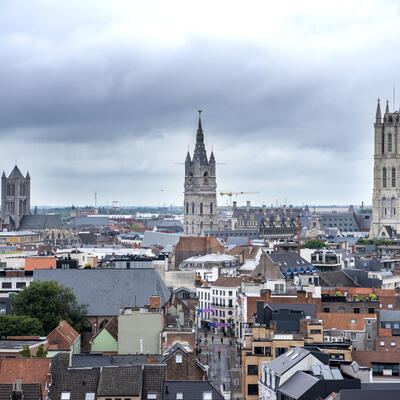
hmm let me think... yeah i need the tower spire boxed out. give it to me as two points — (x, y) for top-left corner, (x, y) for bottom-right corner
(196, 109), (204, 143)
(376, 98), (382, 123)
(385, 99), (390, 115)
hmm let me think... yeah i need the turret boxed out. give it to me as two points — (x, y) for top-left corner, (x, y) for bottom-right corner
(376, 99), (382, 124)
(385, 100), (390, 116)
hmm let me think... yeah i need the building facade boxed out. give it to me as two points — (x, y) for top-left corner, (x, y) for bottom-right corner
(1, 165), (30, 230)
(370, 100), (400, 238)
(184, 111), (217, 236)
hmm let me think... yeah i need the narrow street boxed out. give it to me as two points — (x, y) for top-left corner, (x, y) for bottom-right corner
(198, 330), (242, 400)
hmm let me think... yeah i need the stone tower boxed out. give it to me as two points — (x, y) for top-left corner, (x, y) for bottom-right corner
(1, 165), (31, 230)
(184, 111), (217, 236)
(370, 99), (400, 238)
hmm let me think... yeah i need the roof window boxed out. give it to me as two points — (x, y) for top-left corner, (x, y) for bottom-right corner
(203, 393), (212, 400)
(176, 394), (183, 400)
(61, 394), (71, 400)
(85, 394), (95, 400)
(291, 353), (299, 360)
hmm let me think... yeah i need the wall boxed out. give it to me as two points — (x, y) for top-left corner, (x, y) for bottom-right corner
(91, 329), (117, 353)
(155, 266), (196, 291)
(118, 309), (163, 354)
(25, 257), (56, 271)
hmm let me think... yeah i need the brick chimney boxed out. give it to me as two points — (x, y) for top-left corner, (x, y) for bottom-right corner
(150, 295), (161, 309)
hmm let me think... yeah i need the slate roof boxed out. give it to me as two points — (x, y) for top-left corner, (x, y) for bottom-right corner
(268, 252), (313, 274)
(0, 383), (42, 400)
(19, 215), (64, 230)
(49, 353), (100, 400)
(97, 366), (142, 396)
(380, 310), (400, 322)
(142, 364), (165, 400)
(33, 268), (171, 316)
(336, 389), (400, 400)
(163, 381), (224, 400)
(142, 231), (180, 252)
(71, 354), (163, 368)
(8, 165), (25, 179)
(278, 370), (319, 399)
(263, 347), (316, 376)
(318, 270), (357, 288)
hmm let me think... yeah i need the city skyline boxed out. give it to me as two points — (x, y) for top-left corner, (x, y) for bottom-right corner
(1, 1), (400, 206)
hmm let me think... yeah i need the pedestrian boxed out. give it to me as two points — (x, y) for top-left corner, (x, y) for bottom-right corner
(221, 337), (223, 344)
(218, 350), (221, 359)
(199, 338), (202, 344)
(212, 336), (214, 343)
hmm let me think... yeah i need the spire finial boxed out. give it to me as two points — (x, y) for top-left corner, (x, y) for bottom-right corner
(376, 98), (382, 123)
(198, 109), (203, 131)
(385, 99), (390, 115)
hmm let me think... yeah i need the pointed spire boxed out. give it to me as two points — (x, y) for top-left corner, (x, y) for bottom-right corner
(196, 109), (204, 143)
(376, 98), (382, 123)
(209, 150), (215, 163)
(26, 171), (30, 179)
(385, 100), (390, 115)
(185, 150), (191, 164)
(1, 171), (5, 179)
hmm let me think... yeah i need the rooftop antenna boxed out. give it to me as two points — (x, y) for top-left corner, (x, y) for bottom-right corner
(394, 86), (396, 111)
(94, 192), (97, 208)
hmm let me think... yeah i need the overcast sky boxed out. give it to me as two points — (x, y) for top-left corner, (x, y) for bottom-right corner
(1, 0), (399, 207)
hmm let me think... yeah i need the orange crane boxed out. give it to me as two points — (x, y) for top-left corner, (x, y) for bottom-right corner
(219, 191), (260, 208)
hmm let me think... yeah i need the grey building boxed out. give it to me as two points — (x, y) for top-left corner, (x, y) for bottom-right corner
(1, 165), (30, 230)
(184, 111), (217, 236)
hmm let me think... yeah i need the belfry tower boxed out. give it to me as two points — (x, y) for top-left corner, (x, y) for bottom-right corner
(184, 111), (217, 236)
(370, 99), (400, 238)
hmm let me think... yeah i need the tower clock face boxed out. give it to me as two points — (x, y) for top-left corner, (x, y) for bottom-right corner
(188, 175), (193, 184)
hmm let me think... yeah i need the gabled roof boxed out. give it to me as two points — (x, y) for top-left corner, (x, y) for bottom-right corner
(142, 364), (165, 400)
(8, 165), (25, 179)
(97, 365), (143, 396)
(163, 380), (224, 400)
(71, 354), (164, 368)
(266, 303), (317, 319)
(90, 317), (118, 343)
(268, 252), (312, 274)
(319, 270), (357, 288)
(19, 215), (64, 230)
(47, 320), (79, 350)
(33, 269), (171, 316)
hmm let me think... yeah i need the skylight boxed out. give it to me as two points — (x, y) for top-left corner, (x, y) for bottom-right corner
(292, 353), (299, 360)
(286, 350), (294, 357)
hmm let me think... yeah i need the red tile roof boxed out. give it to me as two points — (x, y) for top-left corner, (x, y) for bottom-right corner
(47, 320), (79, 350)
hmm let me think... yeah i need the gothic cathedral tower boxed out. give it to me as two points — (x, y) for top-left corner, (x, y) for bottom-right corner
(1, 165), (31, 230)
(370, 99), (400, 238)
(184, 111), (217, 236)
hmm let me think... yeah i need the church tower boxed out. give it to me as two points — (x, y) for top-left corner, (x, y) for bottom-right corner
(1, 165), (31, 230)
(370, 99), (400, 238)
(184, 111), (217, 236)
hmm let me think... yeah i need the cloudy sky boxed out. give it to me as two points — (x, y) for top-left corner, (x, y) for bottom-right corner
(0, 0), (399, 207)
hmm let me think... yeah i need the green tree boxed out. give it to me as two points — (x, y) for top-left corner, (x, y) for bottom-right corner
(10, 281), (87, 334)
(301, 239), (328, 249)
(35, 344), (47, 358)
(19, 345), (31, 357)
(0, 315), (43, 337)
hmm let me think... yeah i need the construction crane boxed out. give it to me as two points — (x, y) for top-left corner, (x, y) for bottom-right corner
(219, 191), (260, 208)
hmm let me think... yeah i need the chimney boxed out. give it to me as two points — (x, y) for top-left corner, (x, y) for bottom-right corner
(150, 295), (161, 309)
(232, 201), (237, 210)
(246, 201), (251, 212)
(262, 204), (266, 214)
(11, 380), (22, 400)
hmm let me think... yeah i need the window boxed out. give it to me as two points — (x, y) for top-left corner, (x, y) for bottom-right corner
(276, 347), (287, 357)
(323, 307), (330, 313)
(229, 291), (233, 296)
(385, 323), (391, 329)
(147, 395), (157, 400)
(247, 384), (258, 396)
(388, 304), (393, 309)
(351, 333), (357, 341)
(380, 341), (385, 347)
(192, 203), (195, 214)
(393, 168), (396, 187)
(200, 203), (203, 215)
(353, 308), (360, 314)
(391, 342), (396, 347)
(367, 320), (372, 325)
(254, 347), (264, 355)
(372, 362), (399, 376)
(176, 393), (183, 400)
(389, 133), (393, 152)
(203, 393), (212, 400)
(247, 365), (258, 375)
(382, 167), (386, 188)
(382, 132), (385, 154)
(16, 282), (26, 289)
(368, 308), (375, 314)
(85, 394), (95, 400)
(367, 333), (372, 340)
(1, 282), (11, 289)
(61, 394), (71, 400)
(186, 202), (189, 214)
(310, 329), (321, 334)
(350, 319), (356, 324)
(175, 354), (182, 363)
(210, 202), (213, 214)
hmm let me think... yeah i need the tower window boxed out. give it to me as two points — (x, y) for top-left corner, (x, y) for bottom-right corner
(392, 168), (396, 188)
(210, 202), (213, 215)
(192, 203), (195, 214)
(382, 197), (387, 217)
(389, 134), (393, 152)
(186, 202), (189, 214)
(383, 167), (387, 188)
(382, 132), (385, 154)
(200, 202), (203, 215)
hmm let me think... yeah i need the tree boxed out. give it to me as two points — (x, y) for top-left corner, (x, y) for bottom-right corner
(35, 344), (47, 358)
(10, 281), (87, 334)
(19, 345), (31, 357)
(0, 315), (43, 337)
(301, 239), (328, 249)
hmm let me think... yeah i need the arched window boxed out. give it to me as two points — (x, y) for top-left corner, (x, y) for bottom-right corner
(210, 202), (213, 214)
(383, 167), (387, 188)
(200, 221), (203, 234)
(186, 202), (189, 214)
(391, 197), (396, 216)
(200, 202), (203, 215)
(392, 167), (396, 188)
(388, 134), (393, 152)
(382, 197), (387, 217)
(210, 221), (214, 230)
(192, 202), (195, 214)
(191, 221), (194, 234)
(203, 171), (209, 184)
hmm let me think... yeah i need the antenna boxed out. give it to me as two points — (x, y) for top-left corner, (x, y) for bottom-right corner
(94, 192), (97, 208)
(394, 86), (396, 111)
